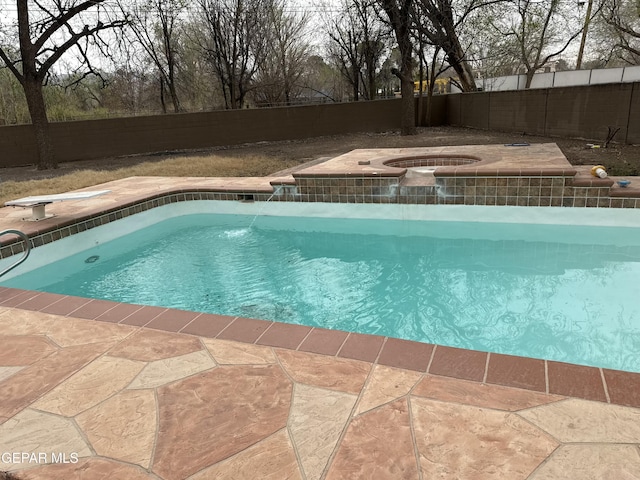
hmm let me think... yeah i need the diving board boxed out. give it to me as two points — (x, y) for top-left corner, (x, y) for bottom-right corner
(5, 190), (111, 221)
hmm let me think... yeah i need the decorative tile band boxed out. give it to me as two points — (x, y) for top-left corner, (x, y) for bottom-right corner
(280, 176), (640, 207)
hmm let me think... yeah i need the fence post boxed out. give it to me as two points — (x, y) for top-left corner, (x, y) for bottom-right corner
(624, 82), (636, 144)
(543, 88), (549, 137)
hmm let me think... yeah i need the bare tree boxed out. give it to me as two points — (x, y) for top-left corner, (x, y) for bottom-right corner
(0, 1), (127, 169)
(377, 48), (401, 97)
(253, 0), (310, 106)
(327, 0), (388, 101)
(412, 0), (481, 92)
(357, 4), (389, 100)
(353, 0), (389, 100)
(378, 0), (416, 135)
(100, 66), (156, 115)
(118, 0), (186, 113)
(601, 0), (640, 64)
(298, 54), (347, 103)
(414, 36), (450, 125)
(193, 0), (270, 109)
(177, 32), (225, 110)
(489, 0), (588, 88)
(326, 0), (364, 101)
(0, 50), (29, 124)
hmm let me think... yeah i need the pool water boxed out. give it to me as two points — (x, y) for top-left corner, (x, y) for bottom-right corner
(5, 213), (640, 372)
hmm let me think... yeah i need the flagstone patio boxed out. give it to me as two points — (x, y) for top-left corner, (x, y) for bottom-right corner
(1, 305), (640, 480)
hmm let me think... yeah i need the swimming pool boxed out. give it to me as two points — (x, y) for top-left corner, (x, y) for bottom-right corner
(2, 202), (640, 372)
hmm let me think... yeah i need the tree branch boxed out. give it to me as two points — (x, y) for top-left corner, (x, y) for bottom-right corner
(34, 0), (110, 51)
(0, 47), (24, 83)
(38, 19), (127, 79)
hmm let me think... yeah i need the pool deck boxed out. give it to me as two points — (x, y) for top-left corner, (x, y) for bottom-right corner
(1, 145), (640, 479)
(2, 304), (640, 480)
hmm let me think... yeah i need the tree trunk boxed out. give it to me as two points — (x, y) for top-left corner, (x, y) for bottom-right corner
(417, 47), (424, 127)
(368, 68), (376, 100)
(166, 33), (180, 113)
(575, 0), (593, 69)
(392, 65), (416, 135)
(398, 37), (416, 135)
(160, 77), (168, 114)
(525, 69), (535, 88)
(379, 0), (415, 135)
(448, 45), (477, 92)
(400, 72), (416, 135)
(169, 83), (180, 113)
(352, 64), (360, 101)
(426, 47), (439, 127)
(229, 82), (238, 109)
(167, 61), (180, 112)
(460, 59), (477, 91)
(426, 87), (434, 127)
(24, 77), (56, 170)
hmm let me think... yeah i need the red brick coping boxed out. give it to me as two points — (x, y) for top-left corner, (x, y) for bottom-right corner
(1, 286), (638, 409)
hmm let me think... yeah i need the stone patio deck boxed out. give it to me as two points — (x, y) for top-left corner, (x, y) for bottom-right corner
(2, 305), (640, 480)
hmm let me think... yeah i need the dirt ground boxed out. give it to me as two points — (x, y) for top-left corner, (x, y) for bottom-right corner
(2, 126), (639, 182)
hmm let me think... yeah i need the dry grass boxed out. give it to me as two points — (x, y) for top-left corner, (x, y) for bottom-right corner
(0, 154), (301, 205)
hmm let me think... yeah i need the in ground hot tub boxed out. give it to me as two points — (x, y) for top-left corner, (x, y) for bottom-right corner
(383, 154), (481, 177)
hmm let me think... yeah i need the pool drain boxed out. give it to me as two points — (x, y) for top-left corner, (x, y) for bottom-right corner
(85, 255), (100, 264)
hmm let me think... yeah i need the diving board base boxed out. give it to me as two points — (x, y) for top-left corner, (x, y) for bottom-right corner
(25, 204), (54, 222)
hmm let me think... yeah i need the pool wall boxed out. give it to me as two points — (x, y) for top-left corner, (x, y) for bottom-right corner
(2, 200), (640, 279)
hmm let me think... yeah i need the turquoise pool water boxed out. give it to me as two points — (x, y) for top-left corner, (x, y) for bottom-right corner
(5, 213), (640, 372)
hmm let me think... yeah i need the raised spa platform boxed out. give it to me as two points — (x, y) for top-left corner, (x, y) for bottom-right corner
(272, 144), (640, 207)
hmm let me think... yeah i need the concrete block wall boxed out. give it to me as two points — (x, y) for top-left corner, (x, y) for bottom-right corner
(0, 98), (446, 168)
(448, 82), (640, 144)
(1, 82), (638, 168)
